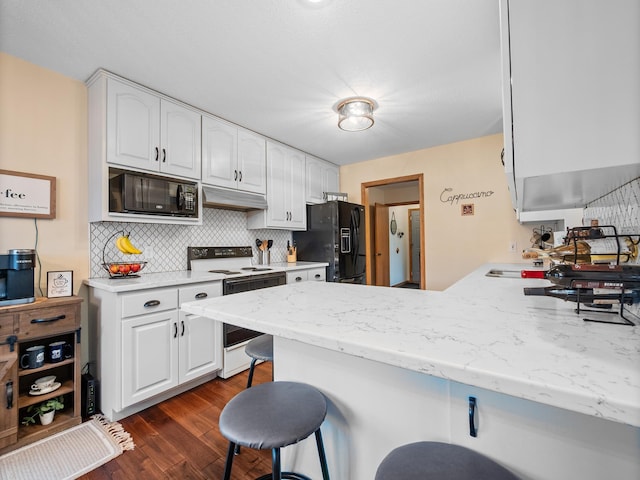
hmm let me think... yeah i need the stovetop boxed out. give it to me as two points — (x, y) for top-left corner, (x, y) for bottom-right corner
(188, 246), (282, 278)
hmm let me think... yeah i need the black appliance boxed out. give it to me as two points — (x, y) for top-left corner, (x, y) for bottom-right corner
(109, 170), (198, 217)
(0, 249), (36, 306)
(293, 200), (366, 284)
(186, 246), (286, 348)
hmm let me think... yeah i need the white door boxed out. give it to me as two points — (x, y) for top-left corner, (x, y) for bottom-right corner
(323, 163), (339, 197)
(178, 311), (222, 383)
(305, 156), (324, 204)
(237, 129), (266, 194)
(160, 100), (201, 179)
(288, 149), (307, 230)
(266, 142), (289, 227)
(122, 311), (179, 408)
(106, 79), (160, 171)
(201, 116), (237, 189)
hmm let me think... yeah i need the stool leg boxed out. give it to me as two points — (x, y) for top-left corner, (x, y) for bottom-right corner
(246, 358), (258, 388)
(223, 442), (236, 480)
(315, 428), (330, 480)
(272, 447), (282, 480)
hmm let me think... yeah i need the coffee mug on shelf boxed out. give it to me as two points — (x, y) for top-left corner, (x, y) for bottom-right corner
(48, 341), (72, 363)
(20, 345), (45, 369)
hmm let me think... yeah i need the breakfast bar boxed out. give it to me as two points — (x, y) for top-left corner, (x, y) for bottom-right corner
(181, 264), (640, 480)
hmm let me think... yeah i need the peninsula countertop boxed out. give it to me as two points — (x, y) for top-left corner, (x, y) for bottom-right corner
(182, 263), (640, 428)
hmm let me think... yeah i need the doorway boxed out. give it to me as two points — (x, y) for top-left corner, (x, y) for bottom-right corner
(361, 174), (425, 289)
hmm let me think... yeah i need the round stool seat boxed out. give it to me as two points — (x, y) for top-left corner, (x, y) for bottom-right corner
(220, 381), (327, 450)
(246, 334), (273, 362)
(376, 441), (519, 480)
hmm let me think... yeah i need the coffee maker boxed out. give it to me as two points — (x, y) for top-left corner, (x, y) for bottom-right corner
(0, 249), (36, 306)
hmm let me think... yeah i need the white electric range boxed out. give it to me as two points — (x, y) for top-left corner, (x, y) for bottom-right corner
(187, 246), (285, 377)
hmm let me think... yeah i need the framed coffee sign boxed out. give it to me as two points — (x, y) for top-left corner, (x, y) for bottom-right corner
(0, 169), (56, 219)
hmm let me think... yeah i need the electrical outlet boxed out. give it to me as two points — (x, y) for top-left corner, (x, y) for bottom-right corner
(509, 241), (517, 253)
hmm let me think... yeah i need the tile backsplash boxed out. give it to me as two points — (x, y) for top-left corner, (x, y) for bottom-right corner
(90, 208), (292, 278)
(583, 177), (640, 318)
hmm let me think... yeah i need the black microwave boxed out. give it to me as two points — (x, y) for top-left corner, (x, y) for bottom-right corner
(109, 171), (198, 217)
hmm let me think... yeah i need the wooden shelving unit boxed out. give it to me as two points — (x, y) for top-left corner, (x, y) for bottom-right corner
(0, 297), (82, 454)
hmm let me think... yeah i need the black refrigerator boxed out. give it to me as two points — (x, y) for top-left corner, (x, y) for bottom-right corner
(293, 200), (366, 284)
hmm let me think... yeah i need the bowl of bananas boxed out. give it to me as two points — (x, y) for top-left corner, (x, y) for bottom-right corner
(102, 231), (147, 278)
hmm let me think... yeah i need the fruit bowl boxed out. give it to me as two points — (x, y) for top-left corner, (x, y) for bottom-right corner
(102, 261), (147, 279)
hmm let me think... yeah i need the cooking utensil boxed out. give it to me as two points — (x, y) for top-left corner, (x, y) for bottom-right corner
(267, 240), (273, 250)
(256, 239), (262, 249)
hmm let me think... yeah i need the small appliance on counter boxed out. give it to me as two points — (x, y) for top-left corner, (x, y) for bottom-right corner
(0, 248), (36, 306)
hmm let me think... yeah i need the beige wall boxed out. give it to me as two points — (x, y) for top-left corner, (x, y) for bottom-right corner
(340, 134), (533, 290)
(0, 53), (89, 292)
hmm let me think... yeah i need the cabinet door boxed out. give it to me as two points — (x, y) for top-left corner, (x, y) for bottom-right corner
(237, 129), (266, 194)
(160, 100), (201, 179)
(449, 382), (640, 480)
(0, 345), (18, 450)
(305, 156), (325, 204)
(106, 79), (160, 171)
(122, 311), (179, 408)
(178, 311), (222, 383)
(323, 162), (339, 196)
(266, 142), (290, 227)
(201, 115), (238, 189)
(288, 149), (307, 230)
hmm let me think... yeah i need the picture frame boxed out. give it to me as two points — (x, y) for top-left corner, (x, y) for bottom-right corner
(461, 204), (474, 216)
(0, 169), (56, 219)
(47, 271), (73, 298)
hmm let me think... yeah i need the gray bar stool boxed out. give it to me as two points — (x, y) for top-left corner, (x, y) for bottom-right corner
(375, 441), (519, 480)
(220, 381), (331, 480)
(245, 334), (273, 388)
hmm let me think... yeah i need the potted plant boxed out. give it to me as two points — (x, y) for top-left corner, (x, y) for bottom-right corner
(21, 396), (65, 426)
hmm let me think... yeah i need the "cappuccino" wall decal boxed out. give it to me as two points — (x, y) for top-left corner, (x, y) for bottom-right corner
(439, 187), (494, 206)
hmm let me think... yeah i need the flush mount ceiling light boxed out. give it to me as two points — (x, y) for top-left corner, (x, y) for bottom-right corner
(336, 97), (377, 132)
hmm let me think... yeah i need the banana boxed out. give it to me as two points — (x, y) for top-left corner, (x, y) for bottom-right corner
(115, 235), (143, 255)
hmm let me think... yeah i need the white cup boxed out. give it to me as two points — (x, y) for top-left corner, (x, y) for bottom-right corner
(31, 375), (56, 391)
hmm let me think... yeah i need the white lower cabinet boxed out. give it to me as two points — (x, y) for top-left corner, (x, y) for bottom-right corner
(88, 281), (222, 420)
(122, 310), (179, 408)
(449, 382), (640, 480)
(286, 267), (326, 284)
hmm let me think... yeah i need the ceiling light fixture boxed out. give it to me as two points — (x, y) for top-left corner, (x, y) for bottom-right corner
(336, 97), (377, 132)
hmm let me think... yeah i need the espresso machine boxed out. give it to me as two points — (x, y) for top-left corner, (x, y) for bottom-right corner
(0, 249), (36, 306)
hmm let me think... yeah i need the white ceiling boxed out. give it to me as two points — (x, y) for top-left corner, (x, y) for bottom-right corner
(0, 0), (504, 166)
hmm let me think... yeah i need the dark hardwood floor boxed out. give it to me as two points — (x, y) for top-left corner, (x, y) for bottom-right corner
(81, 363), (273, 479)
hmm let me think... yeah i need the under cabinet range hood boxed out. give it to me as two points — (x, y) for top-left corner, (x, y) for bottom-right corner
(201, 185), (268, 211)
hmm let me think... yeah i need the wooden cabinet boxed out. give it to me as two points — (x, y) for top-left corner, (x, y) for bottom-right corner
(105, 77), (201, 179)
(286, 267), (326, 284)
(0, 297), (82, 455)
(87, 70), (203, 225)
(202, 116), (266, 195)
(89, 281), (222, 421)
(500, 0), (640, 213)
(247, 141), (307, 230)
(305, 155), (339, 204)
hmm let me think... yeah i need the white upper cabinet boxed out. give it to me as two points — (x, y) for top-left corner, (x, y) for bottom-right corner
(247, 141), (306, 230)
(106, 77), (201, 180)
(305, 155), (340, 204)
(500, 0), (640, 213)
(201, 115), (266, 194)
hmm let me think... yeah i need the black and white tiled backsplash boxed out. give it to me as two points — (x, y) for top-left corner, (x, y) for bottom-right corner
(90, 208), (292, 278)
(584, 177), (640, 317)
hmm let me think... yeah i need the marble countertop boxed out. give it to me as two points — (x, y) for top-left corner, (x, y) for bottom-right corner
(181, 263), (640, 428)
(83, 262), (328, 293)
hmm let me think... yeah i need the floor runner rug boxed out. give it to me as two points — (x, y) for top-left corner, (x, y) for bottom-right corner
(0, 414), (134, 479)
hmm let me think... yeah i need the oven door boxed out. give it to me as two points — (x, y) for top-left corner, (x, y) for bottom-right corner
(221, 272), (286, 348)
